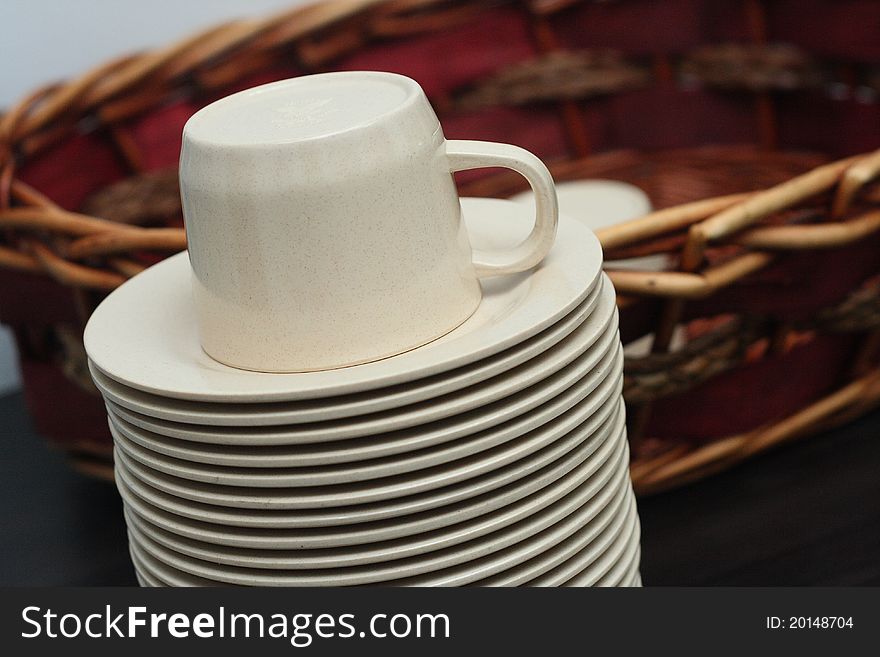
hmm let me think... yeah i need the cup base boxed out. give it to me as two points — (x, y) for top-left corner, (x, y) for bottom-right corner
(199, 291), (483, 374)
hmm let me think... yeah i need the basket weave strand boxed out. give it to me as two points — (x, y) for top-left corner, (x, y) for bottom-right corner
(1, 0), (879, 494)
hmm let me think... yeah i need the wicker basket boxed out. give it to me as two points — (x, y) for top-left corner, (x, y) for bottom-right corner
(1, 0), (879, 493)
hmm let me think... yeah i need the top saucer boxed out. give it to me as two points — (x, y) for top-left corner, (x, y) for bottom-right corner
(85, 197), (603, 402)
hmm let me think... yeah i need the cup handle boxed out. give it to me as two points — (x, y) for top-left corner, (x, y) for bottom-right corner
(446, 139), (558, 277)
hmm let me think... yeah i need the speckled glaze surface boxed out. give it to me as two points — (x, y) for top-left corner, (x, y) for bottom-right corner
(84, 198), (601, 402)
(105, 346), (622, 472)
(180, 71), (558, 372)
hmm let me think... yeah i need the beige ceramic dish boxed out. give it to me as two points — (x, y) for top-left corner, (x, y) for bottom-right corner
(537, 495), (638, 587)
(480, 480), (635, 587)
(113, 388), (622, 520)
(128, 541), (212, 587)
(112, 399), (622, 535)
(106, 345), (621, 489)
(130, 550), (161, 587)
(129, 516), (642, 588)
(127, 482), (639, 588)
(113, 396), (622, 528)
(119, 435), (626, 571)
(103, 353), (617, 468)
(181, 74), (560, 373)
(469, 487), (635, 587)
(592, 513), (642, 587)
(123, 456), (630, 586)
(110, 361), (623, 509)
(514, 491), (637, 587)
(622, 550), (643, 587)
(113, 403), (623, 551)
(99, 302), (619, 456)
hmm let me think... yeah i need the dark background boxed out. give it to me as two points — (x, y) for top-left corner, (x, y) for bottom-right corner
(2, 390), (878, 586)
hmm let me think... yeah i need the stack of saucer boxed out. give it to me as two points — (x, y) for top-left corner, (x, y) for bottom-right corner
(85, 197), (640, 586)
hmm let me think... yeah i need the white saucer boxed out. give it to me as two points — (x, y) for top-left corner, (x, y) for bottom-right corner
(479, 485), (635, 587)
(510, 180), (664, 271)
(89, 292), (601, 426)
(366, 462), (631, 587)
(113, 380), (622, 516)
(617, 546), (642, 588)
(85, 197), (604, 402)
(594, 510), (641, 587)
(130, 548), (164, 587)
(119, 437), (625, 571)
(128, 493), (639, 589)
(113, 406), (623, 550)
(103, 325), (619, 467)
(123, 432), (634, 588)
(123, 453), (630, 586)
(110, 359), (622, 507)
(87, 276), (603, 426)
(113, 399), (623, 532)
(510, 180), (651, 230)
(129, 540), (212, 587)
(104, 318), (620, 447)
(107, 347), (620, 487)
(564, 503), (640, 587)
(535, 491), (637, 587)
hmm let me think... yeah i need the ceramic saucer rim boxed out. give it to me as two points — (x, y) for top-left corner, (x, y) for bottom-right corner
(106, 342), (621, 486)
(112, 397), (624, 531)
(119, 434), (626, 571)
(111, 378), (623, 514)
(123, 453), (630, 587)
(112, 403), (624, 550)
(109, 354), (623, 506)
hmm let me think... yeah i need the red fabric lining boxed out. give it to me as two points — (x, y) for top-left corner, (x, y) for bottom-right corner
(552, 0), (708, 55)
(17, 132), (126, 211)
(20, 360), (111, 449)
(769, 0), (880, 61)
(334, 7), (536, 100)
(647, 333), (857, 442)
(123, 100), (200, 172)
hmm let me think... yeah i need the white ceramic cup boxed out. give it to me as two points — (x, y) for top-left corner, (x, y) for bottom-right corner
(180, 71), (558, 373)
